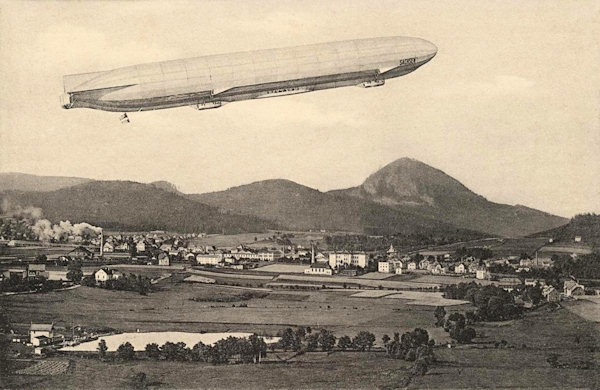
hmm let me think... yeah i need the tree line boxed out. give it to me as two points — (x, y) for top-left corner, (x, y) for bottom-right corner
(98, 334), (268, 364)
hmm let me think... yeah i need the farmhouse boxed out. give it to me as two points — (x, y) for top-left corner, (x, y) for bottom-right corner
(30, 323), (54, 346)
(454, 263), (466, 274)
(94, 268), (122, 283)
(407, 261), (417, 270)
(563, 280), (585, 297)
(69, 246), (93, 260)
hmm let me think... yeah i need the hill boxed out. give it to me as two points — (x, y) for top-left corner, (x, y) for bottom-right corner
(191, 179), (485, 238)
(329, 158), (567, 237)
(0, 181), (278, 234)
(0, 172), (91, 192)
(150, 180), (182, 194)
(530, 213), (600, 247)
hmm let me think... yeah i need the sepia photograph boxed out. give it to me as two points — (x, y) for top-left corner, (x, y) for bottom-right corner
(0, 1), (599, 388)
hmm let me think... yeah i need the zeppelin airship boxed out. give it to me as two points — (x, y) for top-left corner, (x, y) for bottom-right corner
(61, 36), (437, 118)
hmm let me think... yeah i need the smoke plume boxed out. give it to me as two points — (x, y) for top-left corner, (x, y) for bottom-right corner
(32, 219), (102, 242)
(1, 198), (43, 220)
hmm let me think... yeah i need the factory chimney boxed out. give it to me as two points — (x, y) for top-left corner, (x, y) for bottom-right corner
(311, 243), (315, 264)
(99, 230), (104, 257)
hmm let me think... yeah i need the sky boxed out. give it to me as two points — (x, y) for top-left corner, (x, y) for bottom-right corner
(1, 0), (598, 218)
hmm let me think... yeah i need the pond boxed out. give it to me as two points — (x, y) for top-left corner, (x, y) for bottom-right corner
(60, 332), (278, 352)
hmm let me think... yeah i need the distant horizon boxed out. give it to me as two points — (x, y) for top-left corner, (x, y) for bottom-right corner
(1, 1), (598, 219)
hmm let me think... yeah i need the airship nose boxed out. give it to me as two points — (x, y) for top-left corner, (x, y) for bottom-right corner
(417, 39), (437, 60)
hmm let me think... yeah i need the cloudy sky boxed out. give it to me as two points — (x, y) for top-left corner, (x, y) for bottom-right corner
(1, 0), (598, 218)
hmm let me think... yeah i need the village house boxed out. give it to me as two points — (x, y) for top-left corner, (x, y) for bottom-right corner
(407, 261), (417, 271)
(379, 260), (404, 274)
(94, 268), (122, 283)
(430, 261), (443, 275)
(69, 246), (93, 260)
(304, 262), (333, 276)
(418, 259), (430, 270)
(525, 278), (546, 287)
(158, 252), (170, 266)
(115, 242), (130, 252)
(543, 285), (560, 302)
(476, 266), (489, 280)
(26, 263), (47, 278)
(136, 241), (147, 253)
(102, 242), (114, 253)
(563, 280), (585, 297)
(468, 262), (480, 274)
(30, 323), (54, 346)
(454, 263), (466, 274)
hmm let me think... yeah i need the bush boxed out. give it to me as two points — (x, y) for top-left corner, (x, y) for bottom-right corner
(117, 342), (135, 360)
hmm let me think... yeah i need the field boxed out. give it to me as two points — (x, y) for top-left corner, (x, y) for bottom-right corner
(383, 292), (470, 306)
(3, 267), (599, 389)
(254, 263), (308, 273)
(3, 306), (599, 389)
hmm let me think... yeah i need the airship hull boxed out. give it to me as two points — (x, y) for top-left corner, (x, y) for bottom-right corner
(62, 36), (437, 112)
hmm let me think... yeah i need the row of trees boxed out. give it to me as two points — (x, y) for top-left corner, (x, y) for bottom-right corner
(98, 335), (268, 364)
(275, 327), (376, 352)
(0, 275), (64, 293)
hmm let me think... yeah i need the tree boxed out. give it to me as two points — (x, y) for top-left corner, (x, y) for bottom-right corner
(305, 333), (320, 352)
(382, 334), (391, 346)
(117, 342), (135, 360)
(352, 331), (376, 351)
(67, 268), (83, 283)
(444, 313), (466, 332)
(434, 306), (446, 327)
(0, 307), (11, 373)
(97, 339), (108, 359)
(318, 329), (336, 352)
(338, 335), (352, 350)
(145, 343), (160, 359)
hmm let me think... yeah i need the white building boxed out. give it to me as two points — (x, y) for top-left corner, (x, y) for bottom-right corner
(94, 268), (122, 283)
(136, 241), (146, 253)
(304, 263), (333, 276)
(407, 261), (417, 271)
(328, 252), (368, 269)
(102, 242), (114, 253)
(30, 323), (54, 346)
(196, 253), (223, 265)
(476, 267), (489, 280)
(257, 250), (283, 261)
(454, 263), (466, 274)
(379, 260), (404, 273)
(158, 253), (170, 266)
